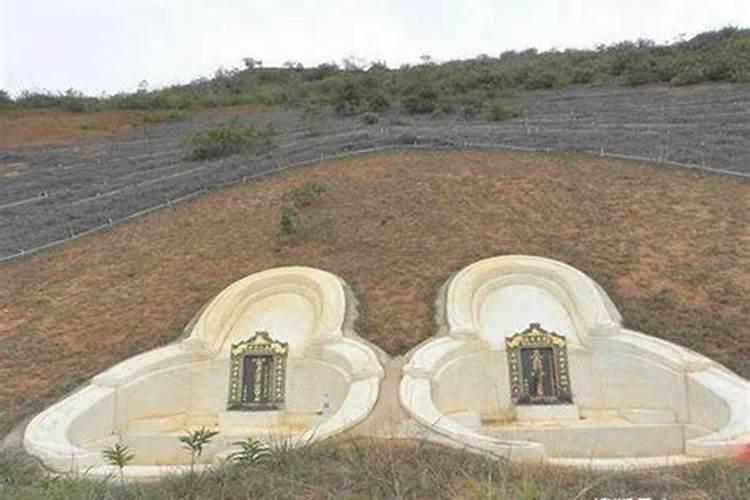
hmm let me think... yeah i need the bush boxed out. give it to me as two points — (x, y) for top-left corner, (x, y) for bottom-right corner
(14, 89), (96, 111)
(671, 65), (706, 85)
(456, 91), (486, 118)
(522, 67), (568, 89)
(332, 80), (360, 116)
(279, 205), (299, 235)
(228, 438), (269, 465)
(483, 99), (520, 121)
(287, 182), (326, 208)
(364, 90), (390, 112)
(0, 90), (12, 107)
(622, 58), (661, 85)
(361, 112), (379, 125)
(571, 67), (595, 84)
(402, 83), (439, 114)
(188, 121), (275, 160)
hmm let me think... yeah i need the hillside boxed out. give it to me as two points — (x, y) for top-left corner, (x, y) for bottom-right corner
(2, 27), (748, 115)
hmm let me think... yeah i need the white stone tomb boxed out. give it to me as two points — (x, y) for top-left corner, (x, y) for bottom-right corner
(399, 255), (750, 468)
(24, 266), (384, 478)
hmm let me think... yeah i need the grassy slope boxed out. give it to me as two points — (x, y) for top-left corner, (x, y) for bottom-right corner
(1, 149), (748, 433)
(1, 439), (749, 499)
(0, 149), (748, 497)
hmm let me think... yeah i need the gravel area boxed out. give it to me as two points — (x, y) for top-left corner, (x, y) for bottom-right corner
(1, 83), (748, 260)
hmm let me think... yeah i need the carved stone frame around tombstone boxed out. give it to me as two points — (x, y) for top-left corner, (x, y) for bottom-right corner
(506, 323), (572, 406)
(227, 331), (288, 411)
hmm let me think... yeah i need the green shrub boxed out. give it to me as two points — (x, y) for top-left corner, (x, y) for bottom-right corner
(102, 442), (135, 485)
(402, 83), (439, 114)
(364, 90), (390, 112)
(7, 27), (750, 118)
(622, 58), (661, 85)
(278, 182), (326, 237)
(483, 99), (520, 121)
(178, 426), (219, 472)
(671, 65), (706, 85)
(288, 182), (326, 208)
(571, 66), (596, 84)
(0, 90), (12, 107)
(457, 91), (486, 118)
(279, 205), (299, 235)
(249, 85), (287, 106)
(188, 121), (275, 160)
(522, 67), (568, 89)
(228, 438), (269, 466)
(361, 112), (379, 125)
(14, 89), (96, 111)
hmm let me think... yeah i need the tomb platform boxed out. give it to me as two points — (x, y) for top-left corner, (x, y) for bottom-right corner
(400, 255), (750, 468)
(24, 267), (384, 478)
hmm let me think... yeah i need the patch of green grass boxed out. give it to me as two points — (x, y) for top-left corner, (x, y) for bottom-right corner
(287, 182), (326, 208)
(278, 182), (327, 236)
(279, 205), (300, 235)
(484, 98), (521, 121)
(1, 441), (748, 499)
(188, 121), (275, 160)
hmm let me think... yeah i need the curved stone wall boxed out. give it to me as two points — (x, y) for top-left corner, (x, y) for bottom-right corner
(24, 267), (384, 478)
(400, 255), (750, 468)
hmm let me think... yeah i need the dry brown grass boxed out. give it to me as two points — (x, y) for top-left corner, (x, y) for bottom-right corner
(0, 109), (148, 147)
(0, 150), (748, 436)
(0, 105), (263, 147)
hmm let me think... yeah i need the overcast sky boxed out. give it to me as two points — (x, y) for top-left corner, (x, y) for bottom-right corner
(1, 0), (747, 96)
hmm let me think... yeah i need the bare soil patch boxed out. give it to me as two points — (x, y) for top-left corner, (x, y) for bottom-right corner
(0, 149), (747, 436)
(0, 105), (264, 148)
(0, 109), (147, 147)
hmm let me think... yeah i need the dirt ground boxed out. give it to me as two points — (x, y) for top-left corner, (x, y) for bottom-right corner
(1, 83), (748, 260)
(0, 105), (264, 149)
(0, 149), (747, 436)
(0, 109), (153, 148)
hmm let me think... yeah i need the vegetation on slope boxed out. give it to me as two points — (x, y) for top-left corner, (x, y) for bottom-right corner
(2, 27), (748, 121)
(0, 150), (747, 440)
(188, 121), (276, 160)
(0, 440), (748, 499)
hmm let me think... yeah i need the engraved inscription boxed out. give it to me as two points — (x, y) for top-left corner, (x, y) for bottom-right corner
(506, 323), (572, 405)
(228, 331), (288, 411)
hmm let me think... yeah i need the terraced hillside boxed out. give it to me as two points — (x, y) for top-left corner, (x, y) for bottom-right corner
(1, 83), (748, 261)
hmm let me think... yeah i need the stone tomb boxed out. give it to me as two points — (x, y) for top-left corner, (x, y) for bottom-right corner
(23, 256), (749, 475)
(400, 255), (750, 468)
(24, 267), (384, 478)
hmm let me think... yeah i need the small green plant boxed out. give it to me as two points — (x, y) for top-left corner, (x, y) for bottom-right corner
(179, 427), (220, 472)
(402, 83), (440, 114)
(484, 99), (521, 121)
(188, 121), (275, 160)
(289, 182), (326, 208)
(102, 442), (134, 485)
(228, 437), (270, 466)
(361, 112), (379, 125)
(279, 205), (299, 235)
(278, 182), (326, 237)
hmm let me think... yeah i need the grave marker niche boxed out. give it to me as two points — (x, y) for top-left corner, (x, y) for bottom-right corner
(506, 323), (572, 405)
(227, 331), (288, 411)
